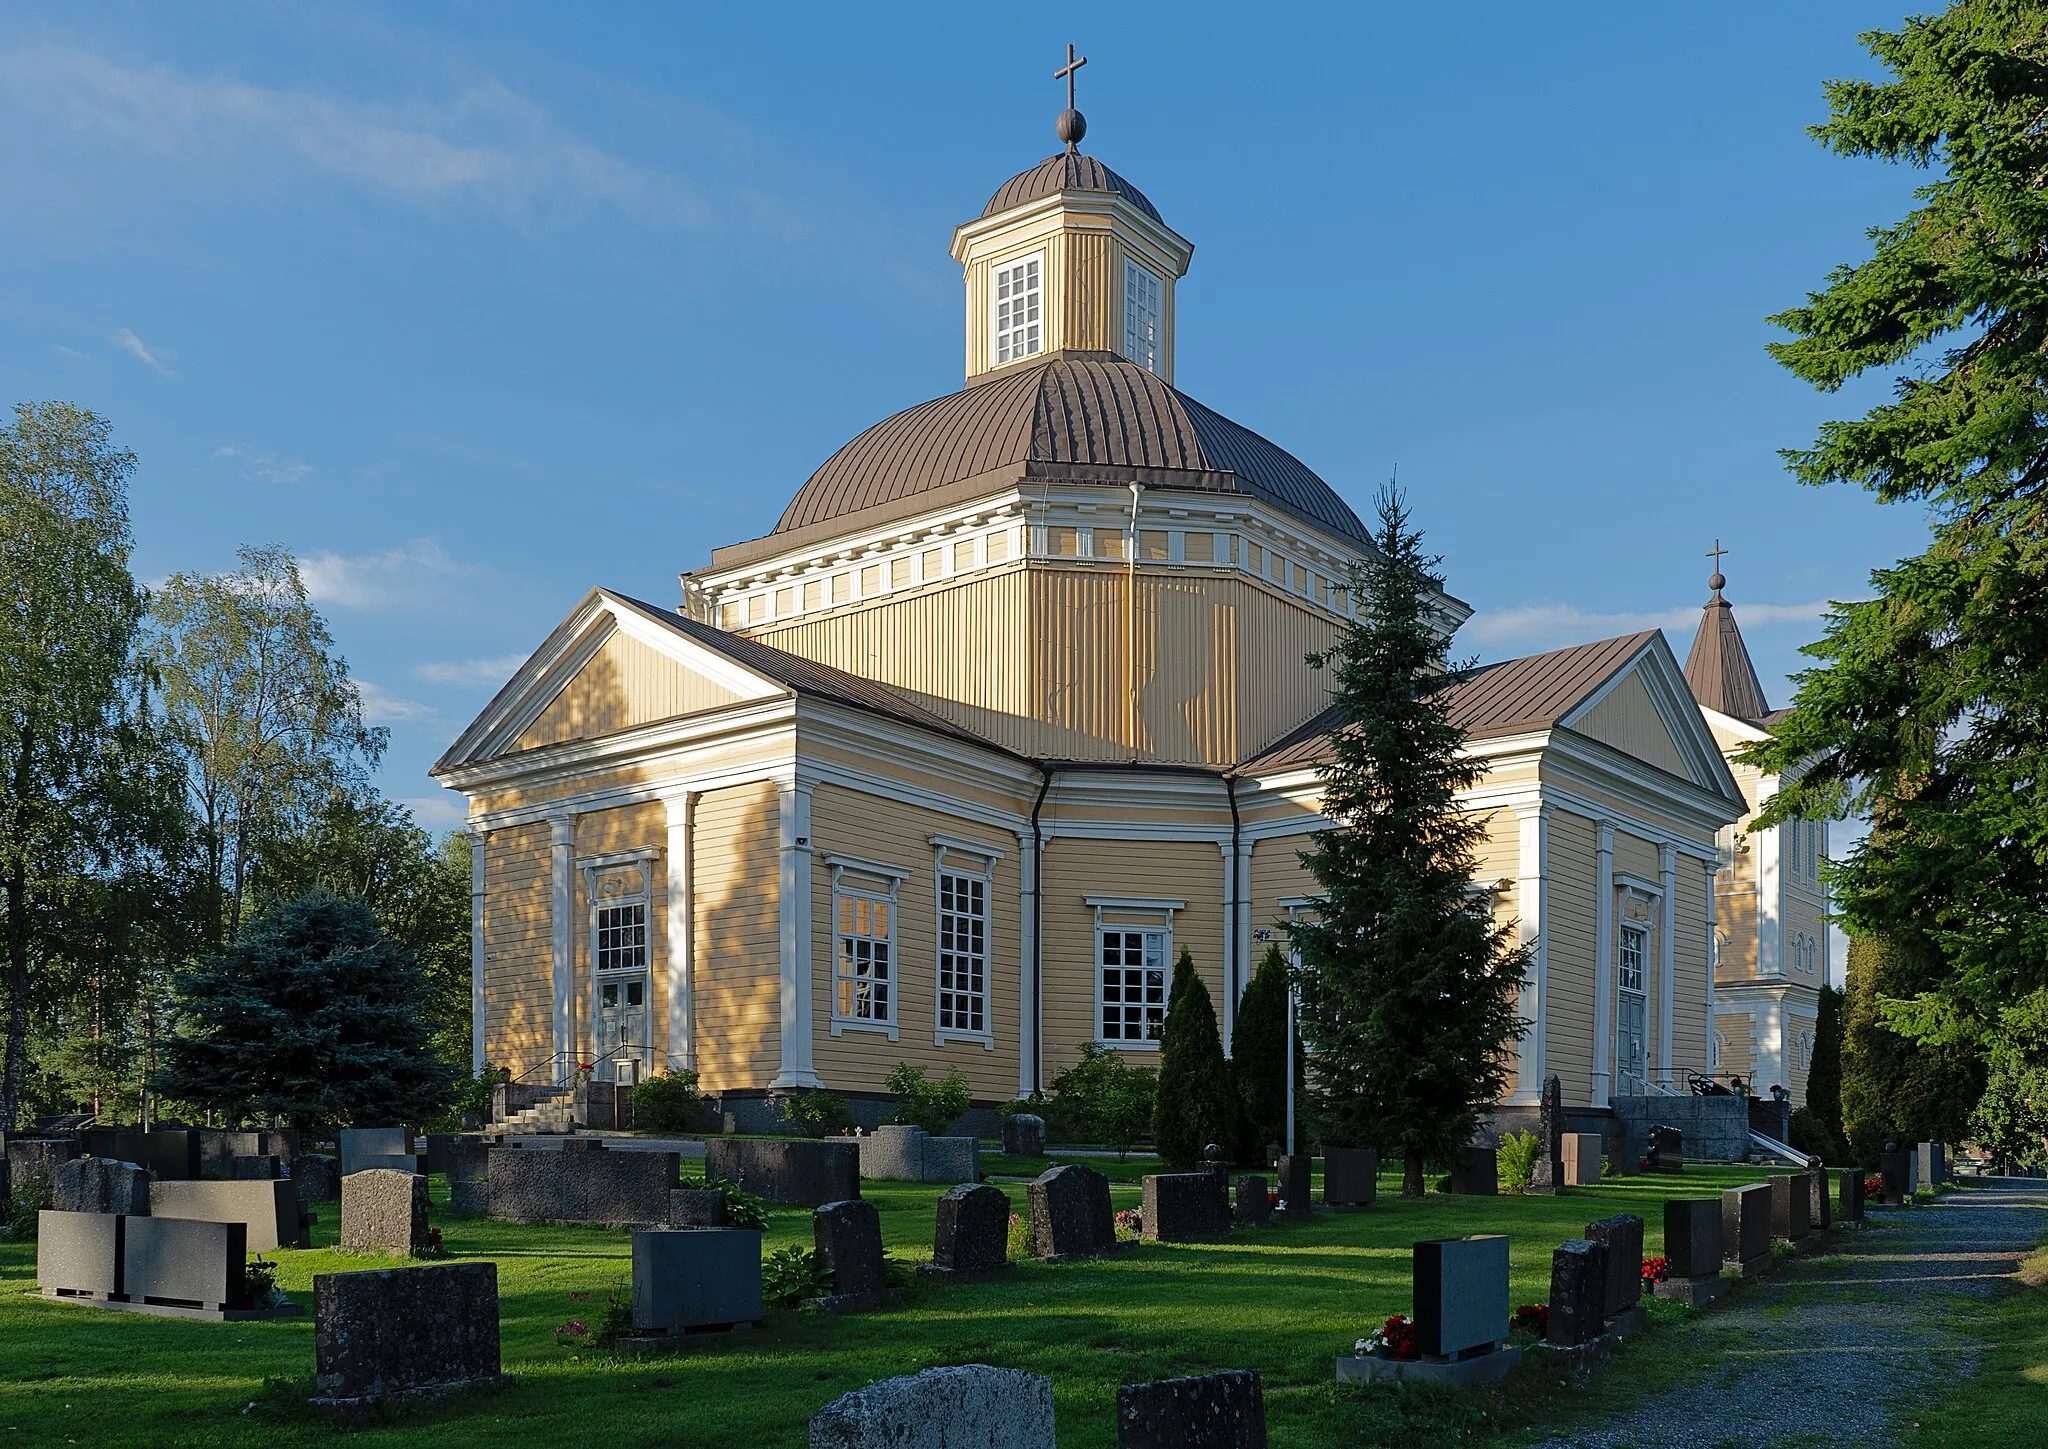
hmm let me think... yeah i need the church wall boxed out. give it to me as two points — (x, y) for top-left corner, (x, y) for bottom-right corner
(475, 763), (661, 819)
(1543, 809), (1601, 1106)
(572, 801), (671, 1067)
(691, 780), (784, 1093)
(1037, 834), (1227, 1082)
(805, 783), (1023, 1102)
(1714, 1003), (1758, 1083)
(1783, 883), (1827, 987)
(1717, 884), (1760, 982)
(516, 629), (745, 752)
(1570, 674), (1690, 781)
(481, 820), (555, 1080)
(1672, 857), (1712, 1081)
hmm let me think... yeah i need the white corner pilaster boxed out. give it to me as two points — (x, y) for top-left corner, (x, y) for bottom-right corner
(469, 830), (487, 1076)
(1658, 842), (1677, 1090)
(664, 792), (697, 1075)
(1512, 802), (1549, 1104)
(771, 778), (821, 1089)
(1235, 834), (1254, 1006)
(549, 815), (577, 1083)
(1217, 839), (1236, 1055)
(1705, 855), (1721, 1071)
(1591, 819), (1616, 1106)
(1017, 825), (1040, 1098)
(1758, 781), (1784, 979)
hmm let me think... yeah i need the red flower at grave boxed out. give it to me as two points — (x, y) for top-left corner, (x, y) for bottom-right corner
(1511, 1303), (1549, 1336)
(1864, 1175), (1884, 1202)
(1267, 1191), (1279, 1209)
(1380, 1315), (1418, 1360)
(1642, 1255), (1669, 1288)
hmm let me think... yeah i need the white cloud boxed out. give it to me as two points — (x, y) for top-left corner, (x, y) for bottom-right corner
(55, 344), (89, 363)
(110, 326), (176, 376)
(213, 444), (313, 485)
(298, 537), (477, 612)
(413, 653), (528, 688)
(398, 792), (470, 830)
(1464, 598), (1831, 651)
(352, 678), (437, 724)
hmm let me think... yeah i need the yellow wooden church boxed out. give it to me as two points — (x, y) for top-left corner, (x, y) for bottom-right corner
(434, 95), (1776, 1131)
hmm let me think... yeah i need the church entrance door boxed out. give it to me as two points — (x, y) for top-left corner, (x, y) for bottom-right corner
(1615, 922), (1649, 1097)
(595, 975), (649, 1081)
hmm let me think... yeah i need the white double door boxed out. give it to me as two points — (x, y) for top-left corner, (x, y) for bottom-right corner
(1615, 992), (1648, 1097)
(594, 973), (649, 1079)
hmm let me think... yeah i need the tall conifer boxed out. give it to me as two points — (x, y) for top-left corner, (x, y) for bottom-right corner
(1231, 945), (1302, 1159)
(1290, 487), (1526, 1197)
(1150, 948), (1233, 1169)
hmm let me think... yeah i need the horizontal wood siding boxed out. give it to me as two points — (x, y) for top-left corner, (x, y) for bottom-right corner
(1544, 811), (1599, 1105)
(573, 801), (670, 1065)
(1571, 672), (1690, 779)
(1672, 858), (1711, 1079)
(482, 821), (553, 1079)
(692, 781), (782, 1092)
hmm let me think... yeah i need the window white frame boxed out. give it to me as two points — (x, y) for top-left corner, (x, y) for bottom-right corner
(1617, 921), (1648, 994)
(992, 251), (1044, 367)
(1123, 257), (1161, 374)
(825, 854), (908, 1040)
(931, 835), (1004, 1048)
(1086, 896), (1184, 1049)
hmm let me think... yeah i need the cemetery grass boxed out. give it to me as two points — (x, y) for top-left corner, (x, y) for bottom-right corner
(1900, 1239), (2048, 1448)
(0, 1164), (1764, 1448)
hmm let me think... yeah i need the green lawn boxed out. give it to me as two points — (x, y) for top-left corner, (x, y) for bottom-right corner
(0, 1163), (1768, 1447)
(1903, 1241), (2048, 1448)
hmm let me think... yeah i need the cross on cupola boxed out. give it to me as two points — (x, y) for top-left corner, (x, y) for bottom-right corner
(1706, 538), (1729, 596)
(1054, 43), (1088, 150)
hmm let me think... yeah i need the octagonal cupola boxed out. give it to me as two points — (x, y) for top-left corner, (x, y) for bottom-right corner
(950, 48), (1194, 384)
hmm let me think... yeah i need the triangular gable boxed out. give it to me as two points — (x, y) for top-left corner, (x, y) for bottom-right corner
(434, 589), (786, 771)
(1558, 633), (1742, 805)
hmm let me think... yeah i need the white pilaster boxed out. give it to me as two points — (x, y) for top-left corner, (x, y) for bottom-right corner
(1705, 855), (1720, 1071)
(1217, 839), (1235, 1055)
(1512, 802), (1549, 1104)
(549, 815), (576, 1083)
(772, 779), (821, 1089)
(469, 831), (487, 1076)
(1592, 819), (1615, 1106)
(1658, 842), (1677, 1090)
(1758, 781), (1784, 978)
(1235, 834), (1254, 1010)
(664, 792), (697, 1075)
(1017, 824), (1040, 1097)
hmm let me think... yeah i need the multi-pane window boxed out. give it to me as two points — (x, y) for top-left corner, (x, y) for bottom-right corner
(836, 890), (893, 1024)
(1124, 258), (1161, 373)
(994, 255), (1043, 365)
(596, 900), (647, 973)
(937, 870), (988, 1036)
(1617, 923), (1646, 993)
(1099, 929), (1168, 1042)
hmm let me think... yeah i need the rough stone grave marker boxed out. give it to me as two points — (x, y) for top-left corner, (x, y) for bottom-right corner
(1027, 1163), (1116, 1260)
(705, 1138), (859, 1205)
(1322, 1147), (1376, 1208)
(53, 1157), (150, 1215)
(1116, 1369), (1266, 1448)
(630, 1227), (763, 1333)
(808, 1365), (1055, 1448)
(1141, 1172), (1230, 1243)
(1529, 1073), (1564, 1192)
(484, 1144), (677, 1225)
(310, 1261), (509, 1415)
(1584, 1213), (1645, 1332)
(1543, 1237), (1609, 1348)
(1002, 1113), (1046, 1157)
(1722, 1183), (1773, 1275)
(669, 1188), (726, 1226)
(1808, 1161), (1832, 1231)
(812, 1199), (886, 1310)
(341, 1169), (428, 1256)
(929, 1182), (1010, 1278)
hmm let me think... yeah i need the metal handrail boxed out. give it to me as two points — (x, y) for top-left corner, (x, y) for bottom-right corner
(1750, 1129), (1815, 1168)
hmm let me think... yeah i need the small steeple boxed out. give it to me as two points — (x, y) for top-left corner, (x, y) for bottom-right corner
(1054, 43), (1088, 152)
(1683, 541), (1771, 721)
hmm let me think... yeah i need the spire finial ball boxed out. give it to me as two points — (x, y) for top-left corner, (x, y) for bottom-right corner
(1057, 107), (1086, 147)
(1709, 572), (1726, 594)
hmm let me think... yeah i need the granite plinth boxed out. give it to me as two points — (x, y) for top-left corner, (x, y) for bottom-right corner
(705, 1138), (859, 1206)
(1335, 1345), (1522, 1388)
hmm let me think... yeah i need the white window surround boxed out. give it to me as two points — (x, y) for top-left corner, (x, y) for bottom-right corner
(931, 835), (1003, 1048)
(992, 251), (1044, 367)
(1123, 257), (1161, 374)
(826, 854), (908, 1040)
(1087, 896), (1184, 1050)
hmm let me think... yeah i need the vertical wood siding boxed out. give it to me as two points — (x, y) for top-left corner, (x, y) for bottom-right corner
(1543, 811), (1599, 1104)
(1571, 673), (1691, 779)
(516, 628), (743, 750)
(691, 781), (782, 1092)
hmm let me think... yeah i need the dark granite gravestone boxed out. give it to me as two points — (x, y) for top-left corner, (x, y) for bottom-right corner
(1002, 1113), (1047, 1157)
(812, 1199), (886, 1310)
(1115, 1369), (1267, 1449)
(1544, 1238), (1609, 1347)
(152, 1178), (307, 1252)
(36, 1209), (125, 1299)
(1413, 1234), (1510, 1358)
(1530, 1074), (1564, 1193)
(53, 1157), (150, 1215)
(669, 1188), (726, 1226)
(1722, 1183), (1773, 1275)
(1449, 1146), (1498, 1196)
(1808, 1162), (1832, 1231)
(423, 1133), (471, 1177)
(1837, 1168), (1866, 1223)
(630, 1227), (763, 1332)
(230, 1154), (281, 1180)
(445, 1136), (490, 1215)
(808, 1365), (1056, 1448)
(1141, 1173), (1230, 1243)
(1664, 1199), (1722, 1279)
(1583, 1214), (1644, 1325)
(1649, 1126), (1684, 1172)
(124, 1215), (245, 1311)
(341, 1169), (428, 1256)
(1768, 1174), (1814, 1244)
(485, 1145), (677, 1225)
(11, 1136), (83, 1187)
(81, 1129), (200, 1182)
(310, 1261), (508, 1412)
(1027, 1163), (1116, 1260)
(294, 1153), (340, 1204)
(931, 1182), (1011, 1277)
(338, 1128), (415, 1177)
(1880, 1144), (1913, 1202)
(1233, 1174), (1271, 1226)
(1322, 1147), (1377, 1207)
(704, 1137), (859, 1205)
(1274, 1154), (1313, 1219)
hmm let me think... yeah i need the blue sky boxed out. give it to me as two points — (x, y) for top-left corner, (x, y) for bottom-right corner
(1, 2), (1929, 857)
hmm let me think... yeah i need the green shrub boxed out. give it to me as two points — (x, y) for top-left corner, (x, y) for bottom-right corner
(1789, 1106), (1848, 1166)
(1047, 1042), (1157, 1158)
(1151, 949), (1235, 1169)
(632, 1069), (708, 1133)
(885, 1063), (972, 1136)
(763, 1246), (831, 1305)
(1005, 1211), (1033, 1258)
(1497, 1130), (1541, 1191)
(6, 1166), (52, 1240)
(783, 1089), (852, 1138)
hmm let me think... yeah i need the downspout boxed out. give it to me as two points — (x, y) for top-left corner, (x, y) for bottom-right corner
(1028, 765), (1054, 1096)
(1126, 482), (1143, 755)
(1225, 774), (1242, 1055)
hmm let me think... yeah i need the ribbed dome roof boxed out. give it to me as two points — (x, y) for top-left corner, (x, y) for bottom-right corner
(771, 354), (1368, 545)
(984, 152), (1162, 223)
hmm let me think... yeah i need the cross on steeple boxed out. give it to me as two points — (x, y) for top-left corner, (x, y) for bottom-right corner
(1707, 538), (1728, 573)
(1055, 43), (1088, 112)
(1706, 538), (1729, 597)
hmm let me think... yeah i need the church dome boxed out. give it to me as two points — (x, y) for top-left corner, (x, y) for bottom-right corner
(983, 152), (1162, 223)
(772, 353), (1368, 544)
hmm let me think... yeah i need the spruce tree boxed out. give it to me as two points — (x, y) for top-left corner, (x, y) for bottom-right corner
(1150, 948), (1234, 1169)
(1231, 945), (1303, 1160)
(1290, 487), (1527, 1197)
(156, 891), (458, 1128)
(1839, 932), (1983, 1164)
(1807, 983), (1845, 1140)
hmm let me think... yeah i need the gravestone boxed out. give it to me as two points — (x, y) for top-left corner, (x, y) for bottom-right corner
(341, 1169), (428, 1256)
(705, 1138), (859, 1205)
(1274, 1154), (1313, 1219)
(485, 1145), (677, 1225)
(1583, 1214), (1644, 1328)
(1662, 1198), (1723, 1280)
(1649, 1126), (1684, 1172)
(1768, 1174), (1814, 1244)
(669, 1188), (727, 1226)
(1808, 1161), (1832, 1231)
(857, 1124), (979, 1184)
(930, 1182), (1010, 1278)
(812, 1199), (886, 1310)
(1837, 1168), (1866, 1223)
(1722, 1183), (1772, 1275)
(338, 1128), (415, 1178)
(36, 1209), (125, 1299)
(231, 1155), (281, 1181)
(445, 1136), (490, 1215)
(1116, 1370), (1266, 1449)
(1002, 1113), (1046, 1157)
(808, 1365), (1055, 1448)
(1233, 1174), (1271, 1226)
(152, 1178), (307, 1252)
(1544, 1238), (1608, 1347)
(123, 1215), (245, 1311)
(630, 1227), (763, 1332)
(1027, 1163), (1117, 1260)
(1448, 1145), (1498, 1196)
(102, 1129), (201, 1181)
(53, 1157), (150, 1216)
(1880, 1144), (1914, 1202)
(1141, 1173), (1230, 1243)
(11, 1137), (82, 1184)
(294, 1153), (341, 1205)
(310, 1261), (507, 1412)
(1917, 1141), (1945, 1190)
(423, 1133), (476, 1178)
(1413, 1234), (1510, 1357)
(1529, 1073), (1564, 1192)
(1562, 1133), (1603, 1187)
(1322, 1147), (1376, 1207)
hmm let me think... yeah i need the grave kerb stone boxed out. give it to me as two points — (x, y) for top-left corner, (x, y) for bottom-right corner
(1115, 1369), (1266, 1449)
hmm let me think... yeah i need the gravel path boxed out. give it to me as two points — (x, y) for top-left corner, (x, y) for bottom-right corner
(1533, 1176), (2048, 1449)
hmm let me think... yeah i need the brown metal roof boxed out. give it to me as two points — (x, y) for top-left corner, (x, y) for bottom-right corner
(1683, 587), (1771, 721)
(984, 152), (1162, 222)
(763, 353), (1370, 547)
(1237, 631), (1663, 773)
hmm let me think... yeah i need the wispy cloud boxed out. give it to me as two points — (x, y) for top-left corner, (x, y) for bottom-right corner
(1464, 598), (1831, 651)
(399, 792), (470, 830)
(413, 653), (528, 689)
(352, 678), (437, 724)
(110, 327), (176, 376)
(213, 444), (312, 485)
(299, 538), (479, 612)
(55, 344), (89, 363)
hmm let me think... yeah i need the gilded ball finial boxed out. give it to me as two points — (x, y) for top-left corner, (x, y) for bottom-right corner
(1057, 107), (1086, 148)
